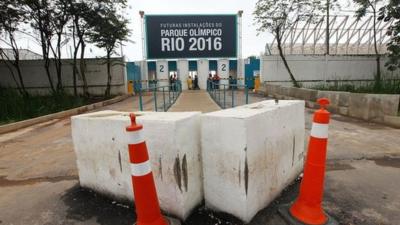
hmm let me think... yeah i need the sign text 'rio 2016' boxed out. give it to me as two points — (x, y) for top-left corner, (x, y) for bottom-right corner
(145, 15), (237, 59)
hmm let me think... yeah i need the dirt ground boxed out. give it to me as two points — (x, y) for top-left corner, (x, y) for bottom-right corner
(0, 92), (399, 225)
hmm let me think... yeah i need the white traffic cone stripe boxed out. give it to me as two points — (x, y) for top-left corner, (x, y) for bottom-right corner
(127, 130), (145, 145)
(310, 122), (329, 139)
(131, 161), (152, 176)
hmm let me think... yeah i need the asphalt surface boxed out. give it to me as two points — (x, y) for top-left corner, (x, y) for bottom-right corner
(0, 91), (399, 225)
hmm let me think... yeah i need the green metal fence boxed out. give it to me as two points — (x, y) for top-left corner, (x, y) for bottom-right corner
(136, 80), (182, 112)
(207, 80), (249, 109)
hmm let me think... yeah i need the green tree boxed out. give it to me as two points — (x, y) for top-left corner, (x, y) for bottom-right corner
(0, 0), (29, 97)
(87, 5), (129, 97)
(24, 0), (57, 93)
(354, 0), (385, 90)
(379, 0), (400, 71)
(254, 0), (324, 87)
(49, 0), (71, 92)
(67, 0), (90, 97)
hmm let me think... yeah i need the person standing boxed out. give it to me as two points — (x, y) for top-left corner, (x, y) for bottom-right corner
(229, 75), (233, 90)
(187, 75), (193, 90)
(194, 75), (199, 90)
(207, 73), (213, 91)
(173, 73), (178, 91)
(213, 73), (220, 90)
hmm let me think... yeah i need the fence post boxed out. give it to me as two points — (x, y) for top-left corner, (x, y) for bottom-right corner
(245, 85), (249, 104)
(139, 85), (143, 111)
(162, 87), (166, 112)
(223, 84), (226, 109)
(218, 84), (221, 105)
(231, 85), (234, 107)
(213, 82), (216, 99)
(168, 85), (171, 106)
(153, 87), (158, 112)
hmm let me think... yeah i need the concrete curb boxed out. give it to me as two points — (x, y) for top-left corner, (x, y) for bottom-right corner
(0, 94), (131, 135)
(262, 83), (400, 129)
(381, 116), (400, 129)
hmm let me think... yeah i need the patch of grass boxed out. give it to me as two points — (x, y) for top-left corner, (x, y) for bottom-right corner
(309, 79), (400, 94)
(0, 88), (108, 125)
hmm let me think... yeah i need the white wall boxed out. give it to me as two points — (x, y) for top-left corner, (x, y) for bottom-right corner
(0, 57), (127, 96)
(218, 59), (229, 82)
(178, 60), (189, 90)
(261, 55), (400, 86)
(198, 59), (209, 90)
(156, 60), (169, 86)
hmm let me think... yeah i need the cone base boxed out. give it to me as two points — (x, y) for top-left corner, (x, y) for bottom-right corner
(290, 201), (327, 224)
(278, 204), (338, 225)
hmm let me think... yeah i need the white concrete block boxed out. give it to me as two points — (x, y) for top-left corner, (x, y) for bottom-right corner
(201, 100), (305, 223)
(71, 110), (203, 220)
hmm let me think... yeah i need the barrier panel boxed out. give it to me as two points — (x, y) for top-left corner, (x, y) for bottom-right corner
(207, 80), (249, 109)
(201, 100), (305, 223)
(135, 80), (182, 112)
(71, 110), (202, 220)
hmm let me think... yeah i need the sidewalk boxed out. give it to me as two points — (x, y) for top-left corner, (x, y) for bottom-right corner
(168, 90), (220, 112)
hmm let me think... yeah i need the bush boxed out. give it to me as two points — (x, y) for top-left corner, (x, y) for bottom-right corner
(310, 79), (400, 94)
(0, 88), (92, 125)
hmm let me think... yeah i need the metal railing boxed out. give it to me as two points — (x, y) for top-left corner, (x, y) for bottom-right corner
(207, 80), (249, 109)
(136, 80), (182, 112)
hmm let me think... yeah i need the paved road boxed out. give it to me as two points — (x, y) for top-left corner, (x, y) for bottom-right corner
(0, 96), (153, 225)
(0, 92), (399, 225)
(168, 90), (220, 113)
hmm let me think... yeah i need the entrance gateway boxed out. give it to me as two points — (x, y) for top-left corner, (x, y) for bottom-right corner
(139, 11), (244, 90)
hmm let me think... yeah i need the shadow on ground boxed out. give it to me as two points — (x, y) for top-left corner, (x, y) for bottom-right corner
(61, 179), (303, 225)
(62, 186), (136, 225)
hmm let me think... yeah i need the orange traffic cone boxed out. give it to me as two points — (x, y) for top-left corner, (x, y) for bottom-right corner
(279, 98), (338, 225)
(126, 113), (167, 225)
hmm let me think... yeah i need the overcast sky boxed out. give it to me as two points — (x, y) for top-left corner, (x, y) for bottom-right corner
(9, 0), (356, 61)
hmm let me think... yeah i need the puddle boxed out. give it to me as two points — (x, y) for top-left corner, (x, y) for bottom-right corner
(0, 175), (77, 187)
(373, 157), (400, 168)
(326, 162), (356, 171)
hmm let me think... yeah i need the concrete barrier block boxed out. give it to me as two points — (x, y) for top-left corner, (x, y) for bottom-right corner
(265, 83), (281, 97)
(368, 94), (400, 118)
(349, 93), (400, 120)
(71, 110), (202, 220)
(290, 87), (318, 101)
(348, 93), (370, 120)
(338, 107), (349, 116)
(201, 100), (305, 223)
(317, 91), (350, 107)
(383, 116), (400, 128)
(278, 86), (291, 97)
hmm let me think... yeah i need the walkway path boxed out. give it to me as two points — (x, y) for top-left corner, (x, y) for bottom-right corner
(168, 90), (220, 112)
